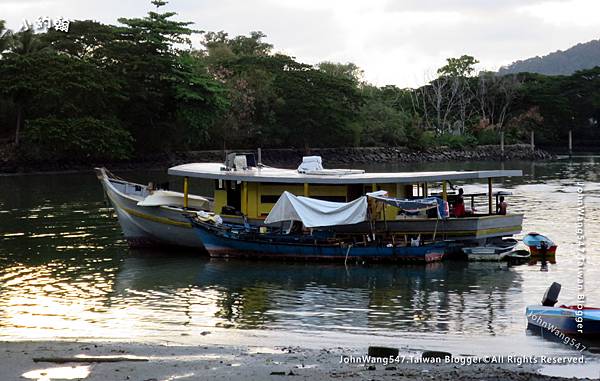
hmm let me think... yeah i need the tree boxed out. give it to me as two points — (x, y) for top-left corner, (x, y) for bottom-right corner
(0, 20), (12, 56)
(357, 85), (412, 146)
(437, 55), (479, 77)
(8, 25), (48, 56)
(202, 30), (273, 57)
(274, 68), (362, 149)
(0, 50), (129, 154)
(173, 52), (229, 148)
(515, 73), (571, 143)
(437, 55), (479, 134)
(0, 24), (54, 145)
(41, 20), (118, 64)
(113, 0), (225, 152)
(422, 75), (460, 133)
(317, 61), (364, 85)
(476, 72), (522, 131)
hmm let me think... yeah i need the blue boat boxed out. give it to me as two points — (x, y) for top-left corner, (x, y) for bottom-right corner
(191, 220), (447, 262)
(189, 191), (450, 262)
(526, 306), (600, 337)
(523, 232), (557, 257)
(526, 283), (600, 337)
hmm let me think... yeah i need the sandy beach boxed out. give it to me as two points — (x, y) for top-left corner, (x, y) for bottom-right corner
(2, 340), (596, 381)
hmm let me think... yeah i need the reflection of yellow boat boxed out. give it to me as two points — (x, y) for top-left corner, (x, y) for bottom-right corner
(97, 153), (524, 248)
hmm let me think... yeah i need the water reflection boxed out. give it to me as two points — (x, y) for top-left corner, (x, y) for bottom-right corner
(192, 260), (521, 335)
(0, 157), (598, 351)
(0, 247), (523, 340)
(22, 365), (91, 380)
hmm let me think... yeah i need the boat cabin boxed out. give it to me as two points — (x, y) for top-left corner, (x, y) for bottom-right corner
(168, 153), (524, 242)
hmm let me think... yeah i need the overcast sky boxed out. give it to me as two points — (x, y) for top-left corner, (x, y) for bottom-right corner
(2, 0), (600, 87)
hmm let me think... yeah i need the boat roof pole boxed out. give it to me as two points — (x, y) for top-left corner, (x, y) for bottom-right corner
(183, 176), (189, 209)
(442, 181), (447, 202)
(488, 178), (493, 215)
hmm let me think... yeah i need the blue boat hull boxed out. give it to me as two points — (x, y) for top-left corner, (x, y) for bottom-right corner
(526, 305), (600, 336)
(193, 223), (446, 262)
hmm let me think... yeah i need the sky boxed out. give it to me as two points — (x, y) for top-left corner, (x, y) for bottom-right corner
(2, 0), (600, 87)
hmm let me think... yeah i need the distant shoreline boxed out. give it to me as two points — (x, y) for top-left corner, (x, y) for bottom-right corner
(0, 144), (554, 174)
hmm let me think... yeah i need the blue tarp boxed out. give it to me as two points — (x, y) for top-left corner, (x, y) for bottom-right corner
(366, 192), (448, 218)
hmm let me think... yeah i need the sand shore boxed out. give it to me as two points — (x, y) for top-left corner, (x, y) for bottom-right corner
(1, 340), (592, 381)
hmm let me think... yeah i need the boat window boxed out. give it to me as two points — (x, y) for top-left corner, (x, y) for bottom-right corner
(347, 184), (363, 201)
(261, 195), (281, 204)
(260, 195), (347, 203)
(226, 180), (241, 211)
(310, 196), (347, 202)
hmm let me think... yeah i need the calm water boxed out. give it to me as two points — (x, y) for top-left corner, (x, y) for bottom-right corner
(1, 157), (599, 357)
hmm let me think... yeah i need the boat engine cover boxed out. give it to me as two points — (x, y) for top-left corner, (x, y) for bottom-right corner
(541, 282), (561, 307)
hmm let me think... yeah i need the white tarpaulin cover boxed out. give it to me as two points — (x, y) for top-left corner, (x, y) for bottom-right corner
(264, 191), (367, 228)
(137, 190), (210, 209)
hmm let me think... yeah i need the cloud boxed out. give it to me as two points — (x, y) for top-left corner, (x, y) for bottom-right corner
(517, 0), (600, 27)
(384, 0), (571, 12)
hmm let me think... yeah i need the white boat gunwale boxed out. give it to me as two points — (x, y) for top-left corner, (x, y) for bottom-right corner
(95, 167), (209, 247)
(97, 168), (209, 213)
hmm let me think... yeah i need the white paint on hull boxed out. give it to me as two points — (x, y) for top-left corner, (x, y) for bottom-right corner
(96, 169), (205, 249)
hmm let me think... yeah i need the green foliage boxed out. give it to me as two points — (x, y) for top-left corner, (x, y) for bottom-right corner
(0, 20), (13, 55)
(437, 55), (479, 77)
(273, 68), (362, 148)
(40, 20), (118, 63)
(2, 6), (600, 164)
(172, 52), (229, 147)
(475, 129), (500, 145)
(22, 117), (133, 160)
(437, 133), (478, 149)
(357, 85), (410, 146)
(503, 68), (599, 145)
(9, 26), (49, 55)
(317, 61), (363, 84)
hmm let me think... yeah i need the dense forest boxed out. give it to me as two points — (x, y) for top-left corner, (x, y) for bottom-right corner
(0, 1), (599, 163)
(499, 39), (600, 76)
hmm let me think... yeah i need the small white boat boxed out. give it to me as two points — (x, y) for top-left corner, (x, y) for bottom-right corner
(95, 168), (212, 248)
(506, 249), (531, 264)
(463, 238), (518, 261)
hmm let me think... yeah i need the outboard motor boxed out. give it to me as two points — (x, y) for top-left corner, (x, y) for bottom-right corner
(541, 282), (561, 307)
(539, 240), (548, 255)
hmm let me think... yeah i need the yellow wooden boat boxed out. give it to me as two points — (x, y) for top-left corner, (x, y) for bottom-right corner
(97, 153), (524, 248)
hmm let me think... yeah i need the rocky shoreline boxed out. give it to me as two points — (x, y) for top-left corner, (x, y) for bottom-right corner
(231, 144), (553, 166)
(0, 144), (553, 173)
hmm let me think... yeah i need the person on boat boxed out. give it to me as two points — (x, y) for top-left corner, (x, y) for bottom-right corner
(497, 196), (507, 215)
(453, 188), (465, 217)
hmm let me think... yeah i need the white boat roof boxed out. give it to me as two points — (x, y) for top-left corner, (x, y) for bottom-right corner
(168, 163), (523, 185)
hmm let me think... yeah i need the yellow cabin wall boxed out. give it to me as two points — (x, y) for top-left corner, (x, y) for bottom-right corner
(214, 189), (227, 215)
(213, 181), (425, 221)
(246, 182), (259, 218)
(259, 184), (304, 216)
(379, 183), (399, 220)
